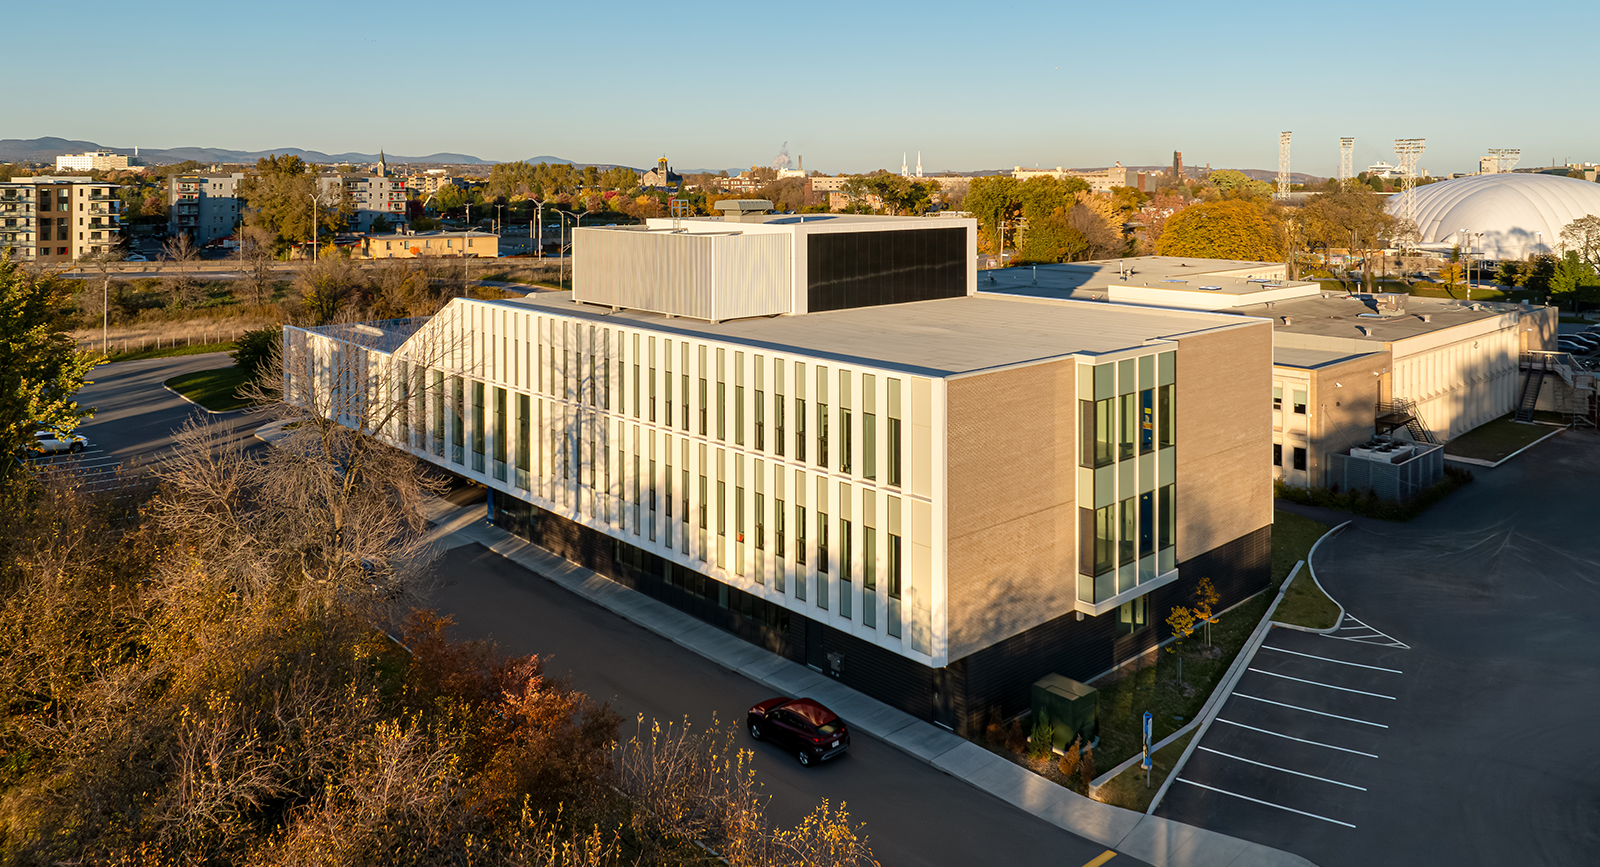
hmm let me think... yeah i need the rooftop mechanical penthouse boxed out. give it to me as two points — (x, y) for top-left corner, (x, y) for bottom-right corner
(285, 207), (1274, 735)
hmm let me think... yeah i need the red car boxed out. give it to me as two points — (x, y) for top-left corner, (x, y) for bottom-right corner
(747, 697), (850, 766)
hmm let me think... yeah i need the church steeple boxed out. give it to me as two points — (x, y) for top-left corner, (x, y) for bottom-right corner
(377, 150), (388, 177)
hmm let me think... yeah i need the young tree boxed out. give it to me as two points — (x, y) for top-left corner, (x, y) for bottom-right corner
(162, 232), (203, 306)
(1165, 605), (1197, 684)
(0, 252), (98, 454)
(1195, 576), (1220, 646)
(236, 224), (279, 305)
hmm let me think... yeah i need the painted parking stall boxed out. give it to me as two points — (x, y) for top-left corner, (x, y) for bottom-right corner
(1156, 618), (1408, 844)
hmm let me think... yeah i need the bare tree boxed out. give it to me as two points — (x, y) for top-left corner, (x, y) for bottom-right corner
(162, 232), (203, 306)
(236, 224), (279, 306)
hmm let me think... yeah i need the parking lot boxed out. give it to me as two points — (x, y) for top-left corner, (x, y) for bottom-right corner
(1157, 619), (1409, 847)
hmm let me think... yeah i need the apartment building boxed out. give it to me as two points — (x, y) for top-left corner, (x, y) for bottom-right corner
(168, 173), (244, 245)
(55, 150), (139, 171)
(285, 212), (1273, 735)
(319, 172), (408, 232)
(0, 176), (121, 263)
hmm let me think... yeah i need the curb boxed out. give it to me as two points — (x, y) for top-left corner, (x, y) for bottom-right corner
(1273, 521), (1351, 635)
(161, 381), (243, 416)
(1145, 561), (1301, 815)
(1443, 425), (1565, 469)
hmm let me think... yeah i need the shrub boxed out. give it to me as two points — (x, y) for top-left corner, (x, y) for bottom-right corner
(1273, 465), (1473, 522)
(1059, 735), (1081, 778)
(984, 708), (1005, 747)
(1005, 717), (1027, 754)
(1028, 715), (1055, 760)
(231, 324), (281, 388)
(1079, 742), (1096, 787)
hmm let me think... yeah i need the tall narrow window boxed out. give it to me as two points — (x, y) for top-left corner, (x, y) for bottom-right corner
(887, 533), (902, 638)
(1140, 388), (1154, 455)
(471, 381), (485, 471)
(817, 510), (829, 609)
(432, 370), (445, 456)
(492, 387), (507, 481)
(839, 519), (852, 619)
(840, 409), (852, 475)
(632, 334), (641, 418)
(516, 393), (530, 489)
(887, 378), (903, 487)
(1139, 490), (1154, 559)
(698, 470), (708, 560)
(681, 342), (690, 430)
(755, 389), (764, 450)
(1272, 384), (1282, 411)
(1159, 384), (1175, 448)
(450, 375), (464, 465)
(649, 337), (658, 422)
(1093, 505), (1115, 576)
(775, 498), (785, 559)
(717, 348), (727, 441)
(1273, 443), (1282, 466)
(754, 493), (764, 551)
(774, 359), (786, 457)
(818, 403), (829, 468)
(663, 339), (672, 426)
(734, 356), (745, 446)
(796, 505), (807, 567)
(1087, 398), (1113, 467)
(1158, 484), (1176, 552)
(795, 397), (806, 462)
(1119, 497), (1136, 566)
(698, 346), (708, 436)
(1118, 392), (1136, 461)
(863, 527), (877, 628)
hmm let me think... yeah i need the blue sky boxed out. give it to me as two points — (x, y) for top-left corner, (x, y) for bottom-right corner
(14, 0), (1595, 176)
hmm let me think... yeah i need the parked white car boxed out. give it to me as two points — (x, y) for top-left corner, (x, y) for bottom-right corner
(32, 429), (87, 454)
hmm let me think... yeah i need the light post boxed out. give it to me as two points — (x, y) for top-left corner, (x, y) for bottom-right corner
(495, 203), (504, 237)
(308, 191), (325, 262)
(530, 198), (545, 259)
(555, 209), (592, 288)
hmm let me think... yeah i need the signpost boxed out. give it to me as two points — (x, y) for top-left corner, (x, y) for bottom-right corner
(1142, 711), (1153, 788)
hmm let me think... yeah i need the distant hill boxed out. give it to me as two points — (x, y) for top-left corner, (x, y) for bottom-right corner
(0, 137), (493, 166)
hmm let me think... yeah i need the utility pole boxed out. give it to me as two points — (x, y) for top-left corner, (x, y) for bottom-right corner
(308, 191), (320, 262)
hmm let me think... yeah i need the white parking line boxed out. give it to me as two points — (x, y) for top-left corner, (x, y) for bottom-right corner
(1247, 668), (1397, 700)
(1215, 718), (1379, 758)
(1260, 645), (1403, 673)
(1197, 746), (1367, 790)
(1234, 694), (1389, 728)
(1175, 779), (1356, 828)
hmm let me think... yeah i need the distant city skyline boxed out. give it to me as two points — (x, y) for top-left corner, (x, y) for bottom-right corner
(11, 0), (1596, 178)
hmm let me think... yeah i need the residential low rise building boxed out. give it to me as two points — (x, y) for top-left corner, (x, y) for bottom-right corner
(169, 173), (244, 245)
(0, 176), (121, 262)
(357, 229), (497, 259)
(285, 213), (1274, 735)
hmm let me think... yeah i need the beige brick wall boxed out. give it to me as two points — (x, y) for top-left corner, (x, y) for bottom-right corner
(1309, 352), (1388, 486)
(1175, 324), (1274, 559)
(944, 359), (1077, 660)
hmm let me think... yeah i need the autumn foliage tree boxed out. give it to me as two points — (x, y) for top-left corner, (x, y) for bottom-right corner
(1156, 199), (1284, 261)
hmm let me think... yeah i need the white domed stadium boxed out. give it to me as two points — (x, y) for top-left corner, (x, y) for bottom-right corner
(1388, 172), (1600, 260)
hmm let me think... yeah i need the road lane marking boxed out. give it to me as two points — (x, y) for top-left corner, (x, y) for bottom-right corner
(1260, 645), (1403, 673)
(1247, 668), (1396, 700)
(1175, 779), (1357, 828)
(1234, 694), (1388, 728)
(1215, 719), (1379, 758)
(1197, 746), (1367, 790)
(1079, 851), (1118, 867)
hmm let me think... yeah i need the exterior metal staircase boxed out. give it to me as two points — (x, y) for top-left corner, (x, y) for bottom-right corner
(1375, 398), (1437, 444)
(1515, 357), (1548, 422)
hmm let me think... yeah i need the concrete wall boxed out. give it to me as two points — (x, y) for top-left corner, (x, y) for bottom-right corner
(1174, 323), (1274, 560)
(943, 358), (1077, 661)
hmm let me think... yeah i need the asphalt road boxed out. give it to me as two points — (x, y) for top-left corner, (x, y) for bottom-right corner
(427, 543), (1138, 867)
(73, 352), (256, 466)
(1161, 427), (1600, 866)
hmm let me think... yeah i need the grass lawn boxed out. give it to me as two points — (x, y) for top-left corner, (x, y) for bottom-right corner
(165, 367), (254, 412)
(1274, 567), (1341, 630)
(1271, 509), (1328, 585)
(1444, 413), (1559, 463)
(1095, 731), (1195, 812)
(108, 341), (237, 363)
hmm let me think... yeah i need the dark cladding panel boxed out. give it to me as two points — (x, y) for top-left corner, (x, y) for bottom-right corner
(807, 227), (966, 312)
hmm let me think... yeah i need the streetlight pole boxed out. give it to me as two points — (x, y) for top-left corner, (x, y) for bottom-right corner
(556, 209), (590, 288)
(495, 203), (503, 236)
(308, 191), (323, 262)
(531, 198), (545, 259)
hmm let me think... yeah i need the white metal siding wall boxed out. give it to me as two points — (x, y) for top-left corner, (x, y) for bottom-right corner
(302, 299), (944, 666)
(576, 230), (716, 319)
(711, 232), (792, 321)
(575, 230), (793, 321)
(1392, 324), (1519, 440)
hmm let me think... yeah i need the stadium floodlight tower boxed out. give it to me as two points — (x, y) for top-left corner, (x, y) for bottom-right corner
(1339, 137), (1355, 182)
(1394, 138), (1427, 250)
(1278, 131), (1292, 197)
(1487, 148), (1521, 174)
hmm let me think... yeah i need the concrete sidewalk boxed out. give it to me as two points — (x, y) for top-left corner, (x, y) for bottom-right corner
(421, 496), (1319, 867)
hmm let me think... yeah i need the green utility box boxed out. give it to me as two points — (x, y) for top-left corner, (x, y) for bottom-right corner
(1030, 673), (1099, 752)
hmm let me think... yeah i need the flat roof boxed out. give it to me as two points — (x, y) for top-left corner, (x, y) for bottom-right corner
(1237, 293), (1518, 343)
(1273, 346), (1383, 369)
(631, 213), (965, 235)
(488, 291), (1255, 377)
(979, 258), (1313, 304)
